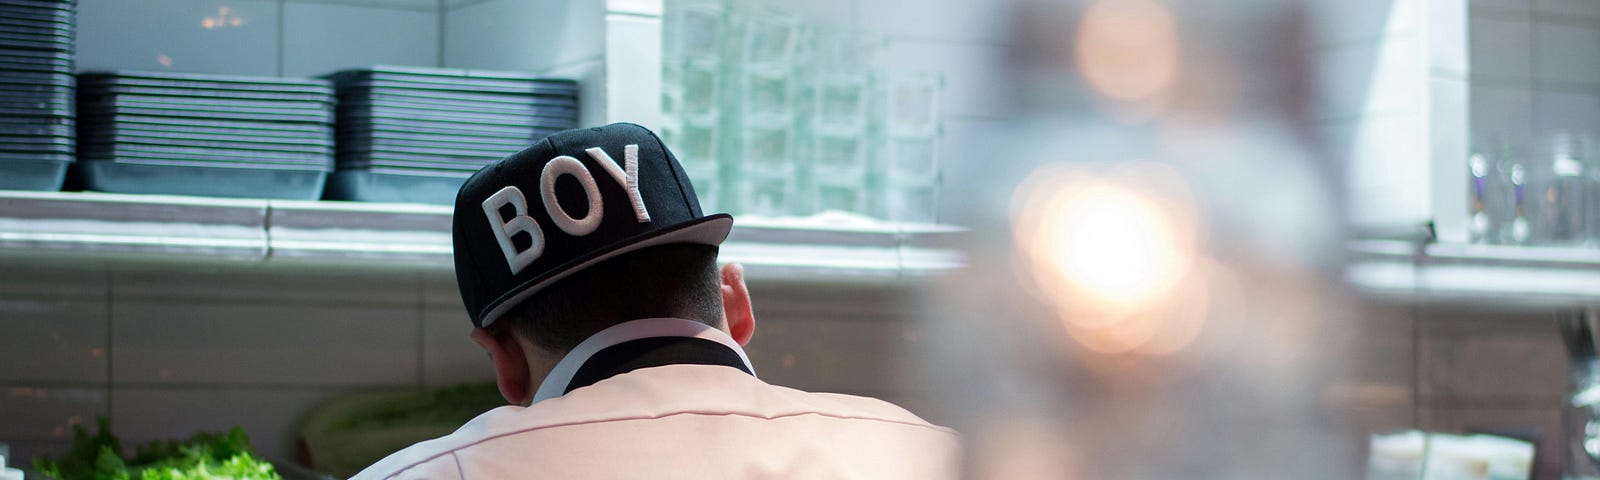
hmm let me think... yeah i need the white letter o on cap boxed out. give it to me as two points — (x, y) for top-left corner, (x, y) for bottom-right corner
(540, 155), (604, 236)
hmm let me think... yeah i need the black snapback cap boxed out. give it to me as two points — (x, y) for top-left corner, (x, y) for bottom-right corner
(453, 122), (733, 328)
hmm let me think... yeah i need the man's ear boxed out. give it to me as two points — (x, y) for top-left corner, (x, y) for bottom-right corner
(471, 327), (531, 405)
(719, 262), (755, 345)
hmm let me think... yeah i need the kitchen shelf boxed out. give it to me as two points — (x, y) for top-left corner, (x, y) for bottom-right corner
(1347, 239), (1600, 307)
(0, 191), (964, 282)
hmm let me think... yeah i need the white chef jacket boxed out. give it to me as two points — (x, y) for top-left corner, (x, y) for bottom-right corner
(351, 318), (961, 479)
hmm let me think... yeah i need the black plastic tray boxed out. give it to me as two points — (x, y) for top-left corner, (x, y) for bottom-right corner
(81, 133), (333, 155)
(0, 0), (77, 10)
(0, 61), (72, 74)
(336, 120), (565, 139)
(79, 84), (330, 103)
(0, 132), (72, 144)
(338, 130), (538, 150)
(337, 107), (573, 128)
(79, 143), (333, 167)
(325, 167), (472, 204)
(0, 157), (69, 191)
(0, 14), (73, 29)
(80, 104), (332, 123)
(80, 94), (333, 112)
(0, 124), (71, 136)
(337, 97), (577, 118)
(336, 87), (577, 106)
(337, 138), (526, 157)
(335, 156), (493, 172)
(79, 114), (331, 135)
(79, 161), (328, 200)
(323, 64), (576, 84)
(0, 150), (71, 162)
(79, 70), (331, 93)
(0, 70), (71, 86)
(0, 36), (72, 52)
(0, 23), (72, 39)
(0, 102), (70, 116)
(336, 149), (500, 166)
(0, 114), (70, 126)
(84, 126), (329, 146)
(0, 6), (73, 24)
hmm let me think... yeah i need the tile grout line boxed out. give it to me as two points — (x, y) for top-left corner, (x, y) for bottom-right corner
(277, 0), (287, 77)
(437, 0), (447, 68)
(1411, 303), (1421, 428)
(417, 271), (427, 388)
(104, 266), (114, 424)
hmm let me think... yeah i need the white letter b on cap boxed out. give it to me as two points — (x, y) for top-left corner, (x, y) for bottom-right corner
(482, 186), (543, 275)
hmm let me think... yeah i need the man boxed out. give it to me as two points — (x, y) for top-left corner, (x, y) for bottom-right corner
(353, 123), (959, 479)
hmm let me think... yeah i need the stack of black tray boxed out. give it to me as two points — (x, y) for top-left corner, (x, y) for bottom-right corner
(76, 71), (335, 199)
(0, 0), (75, 191)
(323, 66), (579, 204)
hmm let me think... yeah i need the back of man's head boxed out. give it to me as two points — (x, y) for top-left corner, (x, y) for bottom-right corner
(493, 243), (724, 354)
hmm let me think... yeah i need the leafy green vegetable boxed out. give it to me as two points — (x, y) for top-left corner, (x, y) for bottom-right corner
(33, 418), (280, 480)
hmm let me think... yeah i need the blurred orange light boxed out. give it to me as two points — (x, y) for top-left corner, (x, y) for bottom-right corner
(1074, 0), (1179, 102)
(1011, 162), (1206, 355)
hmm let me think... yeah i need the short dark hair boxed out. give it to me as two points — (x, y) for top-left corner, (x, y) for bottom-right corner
(493, 243), (723, 353)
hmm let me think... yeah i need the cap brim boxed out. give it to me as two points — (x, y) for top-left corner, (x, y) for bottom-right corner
(477, 213), (735, 328)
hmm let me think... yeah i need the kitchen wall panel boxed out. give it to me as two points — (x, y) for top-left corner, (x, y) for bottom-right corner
(0, 262), (107, 383)
(1472, 83), (1536, 143)
(1532, 22), (1600, 90)
(0, 386), (107, 447)
(281, 0), (441, 77)
(111, 300), (420, 386)
(111, 386), (355, 462)
(77, 0), (281, 75)
(442, 0), (603, 72)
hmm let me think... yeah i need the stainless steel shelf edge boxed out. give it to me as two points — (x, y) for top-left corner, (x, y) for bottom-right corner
(0, 192), (966, 280)
(1348, 240), (1600, 307)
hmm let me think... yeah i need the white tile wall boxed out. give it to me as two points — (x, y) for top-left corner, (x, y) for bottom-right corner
(281, 1), (441, 77)
(1327, 113), (1429, 226)
(1471, 83), (1535, 142)
(1470, 15), (1533, 84)
(78, 0), (282, 75)
(1534, 89), (1600, 137)
(883, 41), (1010, 120)
(938, 117), (1009, 222)
(1317, 37), (1426, 121)
(1533, 0), (1600, 21)
(442, 0), (604, 72)
(1309, 0), (1418, 48)
(1471, 0), (1528, 15)
(857, 0), (1008, 45)
(1532, 23), (1600, 88)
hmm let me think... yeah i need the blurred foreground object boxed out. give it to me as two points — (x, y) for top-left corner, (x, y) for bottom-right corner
(1369, 431), (1534, 480)
(920, 0), (1356, 478)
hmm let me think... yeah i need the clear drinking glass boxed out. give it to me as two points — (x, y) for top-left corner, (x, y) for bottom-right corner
(1534, 133), (1591, 246)
(1501, 156), (1531, 246)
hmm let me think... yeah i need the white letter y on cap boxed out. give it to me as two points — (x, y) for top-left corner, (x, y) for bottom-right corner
(586, 144), (651, 223)
(482, 186), (544, 274)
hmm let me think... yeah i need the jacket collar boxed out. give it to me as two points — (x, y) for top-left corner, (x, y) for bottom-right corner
(532, 317), (756, 404)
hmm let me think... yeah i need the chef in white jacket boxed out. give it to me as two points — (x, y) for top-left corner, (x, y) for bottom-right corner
(352, 123), (960, 479)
